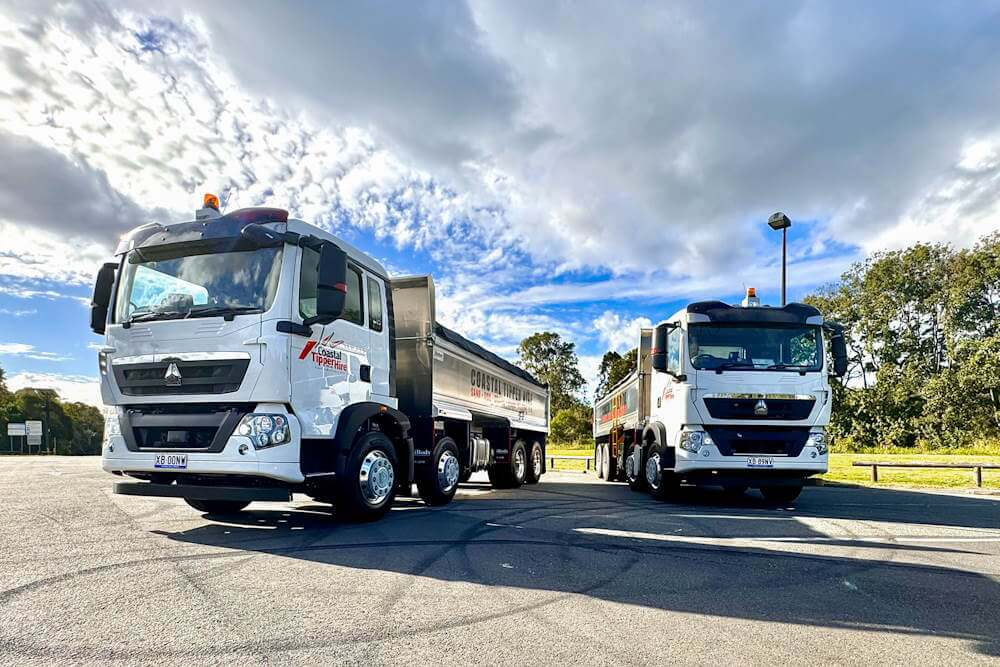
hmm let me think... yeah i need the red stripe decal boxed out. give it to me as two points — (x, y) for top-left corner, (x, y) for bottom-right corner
(299, 340), (317, 360)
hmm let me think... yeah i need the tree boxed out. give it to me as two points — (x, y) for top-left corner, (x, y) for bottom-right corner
(549, 403), (593, 446)
(804, 233), (1000, 449)
(595, 348), (637, 399)
(517, 332), (586, 413)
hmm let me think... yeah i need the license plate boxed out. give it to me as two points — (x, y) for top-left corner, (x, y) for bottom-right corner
(154, 453), (188, 469)
(747, 456), (774, 468)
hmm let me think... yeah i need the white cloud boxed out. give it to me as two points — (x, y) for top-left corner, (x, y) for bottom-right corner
(6, 372), (101, 407)
(0, 307), (36, 317)
(593, 311), (654, 354)
(0, 342), (72, 362)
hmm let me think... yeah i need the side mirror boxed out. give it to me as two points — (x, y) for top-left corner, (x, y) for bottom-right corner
(827, 323), (849, 378)
(651, 323), (669, 372)
(305, 242), (347, 326)
(90, 262), (117, 335)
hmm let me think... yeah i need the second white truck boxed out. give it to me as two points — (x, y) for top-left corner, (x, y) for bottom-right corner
(593, 289), (847, 503)
(92, 196), (549, 520)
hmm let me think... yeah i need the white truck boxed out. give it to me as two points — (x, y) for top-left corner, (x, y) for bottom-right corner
(593, 289), (847, 503)
(91, 196), (549, 520)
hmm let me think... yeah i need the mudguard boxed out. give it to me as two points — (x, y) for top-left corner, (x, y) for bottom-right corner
(642, 421), (676, 470)
(332, 402), (414, 484)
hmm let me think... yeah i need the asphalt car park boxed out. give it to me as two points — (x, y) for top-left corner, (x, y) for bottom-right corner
(1, 456), (999, 664)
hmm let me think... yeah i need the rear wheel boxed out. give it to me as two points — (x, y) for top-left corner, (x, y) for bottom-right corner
(604, 443), (619, 482)
(184, 499), (250, 514)
(625, 444), (646, 492)
(524, 441), (543, 485)
(595, 444), (605, 479)
(336, 431), (399, 521)
(416, 437), (461, 506)
(489, 440), (527, 489)
(761, 485), (803, 505)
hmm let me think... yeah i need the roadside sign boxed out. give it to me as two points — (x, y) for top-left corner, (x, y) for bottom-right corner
(7, 423), (26, 436)
(27, 434), (42, 446)
(26, 421), (43, 436)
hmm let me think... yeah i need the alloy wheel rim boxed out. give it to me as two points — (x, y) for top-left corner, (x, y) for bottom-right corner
(359, 450), (394, 505)
(532, 446), (542, 477)
(645, 452), (661, 490)
(514, 448), (526, 479)
(438, 450), (460, 493)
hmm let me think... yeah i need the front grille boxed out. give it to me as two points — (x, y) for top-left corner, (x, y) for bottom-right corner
(705, 426), (811, 457)
(703, 396), (815, 420)
(120, 404), (248, 452)
(114, 359), (250, 396)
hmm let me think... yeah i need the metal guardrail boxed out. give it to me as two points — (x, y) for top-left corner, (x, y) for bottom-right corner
(548, 455), (593, 472)
(852, 461), (1000, 487)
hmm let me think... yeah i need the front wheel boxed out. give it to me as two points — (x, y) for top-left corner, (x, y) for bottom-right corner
(336, 432), (399, 521)
(645, 446), (679, 501)
(761, 484), (803, 505)
(524, 441), (543, 485)
(417, 437), (461, 506)
(185, 499), (250, 514)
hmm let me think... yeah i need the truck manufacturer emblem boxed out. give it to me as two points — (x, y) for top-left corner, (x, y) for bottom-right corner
(164, 362), (182, 386)
(754, 399), (768, 416)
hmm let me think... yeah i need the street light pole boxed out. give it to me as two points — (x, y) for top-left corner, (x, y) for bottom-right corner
(768, 212), (792, 306)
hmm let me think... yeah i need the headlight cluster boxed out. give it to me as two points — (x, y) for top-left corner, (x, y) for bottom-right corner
(808, 430), (829, 455)
(236, 414), (290, 449)
(679, 430), (713, 453)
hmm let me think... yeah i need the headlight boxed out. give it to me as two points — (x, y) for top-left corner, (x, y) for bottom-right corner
(236, 413), (290, 449)
(808, 430), (828, 455)
(679, 430), (704, 453)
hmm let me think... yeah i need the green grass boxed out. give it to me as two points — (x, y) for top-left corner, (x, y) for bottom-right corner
(545, 443), (1000, 489)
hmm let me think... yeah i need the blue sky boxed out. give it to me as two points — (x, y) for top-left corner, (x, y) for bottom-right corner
(2, 1), (1000, 405)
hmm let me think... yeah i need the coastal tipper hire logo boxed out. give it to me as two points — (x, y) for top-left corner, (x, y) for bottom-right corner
(299, 334), (353, 372)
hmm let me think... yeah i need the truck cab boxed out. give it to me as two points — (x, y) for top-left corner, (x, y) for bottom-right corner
(92, 196), (548, 520)
(594, 290), (847, 503)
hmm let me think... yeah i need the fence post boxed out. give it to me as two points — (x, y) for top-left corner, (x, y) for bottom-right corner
(872, 464), (878, 483)
(549, 456), (554, 470)
(975, 466), (982, 488)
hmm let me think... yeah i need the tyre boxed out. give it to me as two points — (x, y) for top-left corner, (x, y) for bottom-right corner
(524, 441), (543, 485)
(604, 443), (619, 482)
(595, 443), (605, 479)
(489, 440), (527, 489)
(336, 431), (399, 521)
(184, 499), (250, 514)
(761, 484), (803, 505)
(625, 444), (646, 492)
(644, 445), (679, 501)
(416, 437), (461, 506)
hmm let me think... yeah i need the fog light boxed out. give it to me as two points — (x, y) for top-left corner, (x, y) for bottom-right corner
(239, 443), (249, 455)
(702, 448), (711, 457)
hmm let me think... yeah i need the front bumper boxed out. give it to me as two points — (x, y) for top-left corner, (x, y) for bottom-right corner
(674, 444), (827, 480)
(114, 481), (292, 502)
(101, 406), (305, 484)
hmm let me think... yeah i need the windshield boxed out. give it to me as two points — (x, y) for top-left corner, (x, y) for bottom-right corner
(688, 324), (823, 371)
(114, 243), (283, 323)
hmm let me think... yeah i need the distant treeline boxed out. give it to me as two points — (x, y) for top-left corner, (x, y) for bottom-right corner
(0, 366), (103, 455)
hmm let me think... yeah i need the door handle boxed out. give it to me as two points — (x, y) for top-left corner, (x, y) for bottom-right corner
(359, 364), (371, 382)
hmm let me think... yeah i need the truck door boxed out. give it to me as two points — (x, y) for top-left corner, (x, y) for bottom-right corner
(291, 247), (372, 437)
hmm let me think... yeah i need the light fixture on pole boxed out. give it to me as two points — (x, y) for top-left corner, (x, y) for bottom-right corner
(767, 212), (792, 306)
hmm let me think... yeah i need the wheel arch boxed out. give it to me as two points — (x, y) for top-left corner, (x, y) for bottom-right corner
(333, 402), (414, 485)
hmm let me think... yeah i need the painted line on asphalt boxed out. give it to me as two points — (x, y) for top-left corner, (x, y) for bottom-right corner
(575, 528), (1000, 545)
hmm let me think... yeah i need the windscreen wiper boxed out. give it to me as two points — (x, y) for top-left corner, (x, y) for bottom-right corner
(184, 306), (262, 321)
(767, 363), (812, 374)
(713, 361), (755, 374)
(127, 310), (186, 324)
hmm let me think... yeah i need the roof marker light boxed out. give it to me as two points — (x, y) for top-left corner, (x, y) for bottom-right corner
(203, 193), (220, 211)
(742, 287), (761, 307)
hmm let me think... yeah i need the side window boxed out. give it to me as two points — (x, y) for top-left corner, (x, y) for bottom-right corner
(667, 328), (682, 374)
(342, 266), (364, 325)
(367, 276), (383, 332)
(298, 247), (319, 319)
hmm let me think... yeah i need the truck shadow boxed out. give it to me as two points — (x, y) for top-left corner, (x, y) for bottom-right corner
(165, 482), (1000, 657)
